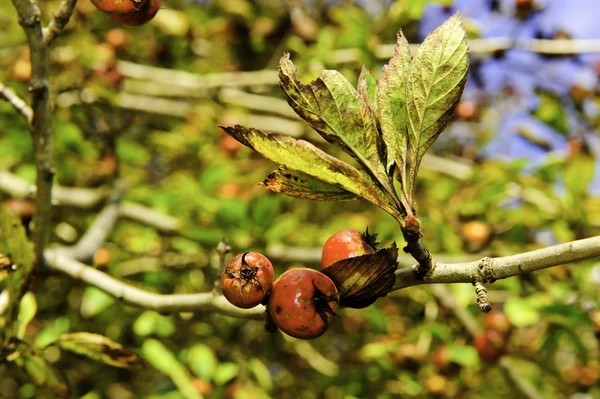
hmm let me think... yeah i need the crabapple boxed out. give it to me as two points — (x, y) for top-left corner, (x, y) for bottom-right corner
(321, 229), (376, 269)
(268, 268), (339, 339)
(221, 252), (274, 309)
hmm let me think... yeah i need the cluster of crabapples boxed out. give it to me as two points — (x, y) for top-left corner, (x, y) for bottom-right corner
(221, 229), (375, 339)
(91, 0), (160, 26)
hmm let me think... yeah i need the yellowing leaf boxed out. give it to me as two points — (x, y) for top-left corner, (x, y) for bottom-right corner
(221, 125), (400, 218)
(378, 30), (412, 179)
(278, 55), (397, 203)
(261, 168), (357, 201)
(55, 332), (145, 369)
(406, 13), (469, 197)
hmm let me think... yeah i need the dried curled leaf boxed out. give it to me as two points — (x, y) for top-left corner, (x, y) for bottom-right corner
(321, 243), (399, 309)
(55, 332), (146, 369)
(261, 168), (357, 201)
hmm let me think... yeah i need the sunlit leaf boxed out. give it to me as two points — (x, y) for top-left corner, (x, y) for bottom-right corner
(221, 125), (399, 217)
(278, 54), (396, 200)
(213, 362), (240, 386)
(406, 13), (469, 196)
(248, 358), (272, 392)
(142, 339), (202, 399)
(321, 243), (399, 308)
(22, 354), (70, 398)
(261, 168), (357, 201)
(55, 332), (145, 369)
(16, 292), (37, 340)
(448, 344), (478, 367)
(564, 153), (595, 198)
(378, 30), (411, 177)
(188, 344), (218, 381)
(505, 297), (541, 327)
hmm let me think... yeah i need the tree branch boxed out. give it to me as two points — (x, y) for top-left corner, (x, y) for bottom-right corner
(0, 171), (108, 208)
(69, 182), (125, 261)
(43, 0), (78, 46)
(44, 248), (265, 319)
(11, 0), (54, 267)
(393, 235), (600, 291)
(0, 82), (33, 123)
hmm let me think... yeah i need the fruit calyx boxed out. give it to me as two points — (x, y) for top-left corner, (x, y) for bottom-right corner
(361, 227), (380, 250)
(312, 280), (338, 323)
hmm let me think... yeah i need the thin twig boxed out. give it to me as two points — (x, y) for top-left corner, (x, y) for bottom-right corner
(44, 248), (265, 319)
(499, 357), (546, 399)
(0, 82), (33, 123)
(43, 0), (78, 46)
(119, 202), (182, 232)
(430, 285), (482, 337)
(69, 182), (126, 261)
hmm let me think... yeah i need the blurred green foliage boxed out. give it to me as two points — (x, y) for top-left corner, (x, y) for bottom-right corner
(0, 0), (599, 398)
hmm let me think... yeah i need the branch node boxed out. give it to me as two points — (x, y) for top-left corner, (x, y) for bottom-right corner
(20, 14), (41, 28)
(478, 257), (496, 283)
(473, 280), (492, 313)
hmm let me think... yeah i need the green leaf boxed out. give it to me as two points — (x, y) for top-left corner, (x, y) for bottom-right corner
(0, 204), (35, 342)
(55, 332), (145, 369)
(261, 168), (357, 201)
(16, 292), (37, 340)
(220, 125), (399, 218)
(321, 243), (399, 308)
(505, 297), (541, 327)
(80, 286), (116, 318)
(188, 344), (218, 381)
(248, 358), (273, 392)
(213, 362), (239, 386)
(406, 12), (469, 196)
(564, 153), (595, 198)
(447, 344), (478, 367)
(142, 339), (202, 399)
(21, 354), (70, 398)
(377, 30), (411, 177)
(278, 54), (396, 202)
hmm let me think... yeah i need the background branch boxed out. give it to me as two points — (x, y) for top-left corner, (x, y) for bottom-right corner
(69, 182), (125, 261)
(45, 248), (265, 319)
(0, 82), (32, 122)
(43, 0), (77, 46)
(0, 171), (108, 208)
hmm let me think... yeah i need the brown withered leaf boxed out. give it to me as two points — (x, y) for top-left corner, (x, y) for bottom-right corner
(322, 243), (399, 309)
